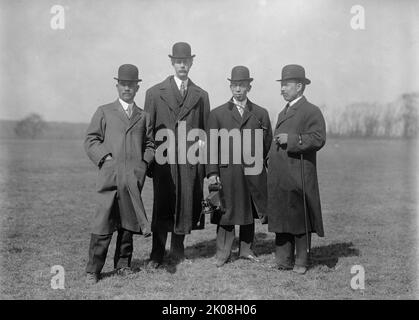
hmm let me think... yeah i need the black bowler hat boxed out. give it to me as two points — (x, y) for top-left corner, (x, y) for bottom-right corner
(168, 42), (196, 59)
(276, 64), (311, 84)
(114, 64), (142, 82)
(227, 66), (253, 82)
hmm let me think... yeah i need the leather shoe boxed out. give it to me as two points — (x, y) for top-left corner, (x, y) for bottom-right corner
(168, 253), (185, 264)
(215, 255), (231, 268)
(216, 258), (228, 268)
(277, 265), (293, 271)
(148, 260), (162, 269)
(239, 254), (260, 262)
(85, 273), (99, 284)
(115, 267), (134, 276)
(292, 265), (307, 274)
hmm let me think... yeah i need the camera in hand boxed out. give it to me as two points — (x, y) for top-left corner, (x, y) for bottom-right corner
(201, 182), (225, 224)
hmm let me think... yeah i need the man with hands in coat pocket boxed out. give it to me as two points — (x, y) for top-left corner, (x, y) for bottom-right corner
(84, 64), (155, 284)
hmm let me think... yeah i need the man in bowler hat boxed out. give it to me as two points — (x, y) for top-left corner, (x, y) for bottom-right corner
(207, 66), (272, 267)
(84, 64), (155, 283)
(267, 64), (326, 274)
(144, 42), (210, 268)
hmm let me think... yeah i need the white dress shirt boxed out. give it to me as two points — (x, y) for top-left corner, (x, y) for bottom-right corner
(173, 76), (189, 91)
(289, 95), (303, 107)
(119, 98), (134, 116)
(233, 97), (248, 116)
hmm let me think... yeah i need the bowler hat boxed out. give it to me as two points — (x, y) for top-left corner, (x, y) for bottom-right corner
(114, 64), (142, 82)
(227, 66), (253, 82)
(168, 42), (196, 59)
(276, 64), (311, 84)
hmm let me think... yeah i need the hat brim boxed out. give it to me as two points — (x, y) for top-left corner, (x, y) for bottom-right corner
(168, 55), (196, 59)
(276, 78), (311, 85)
(114, 77), (142, 82)
(227, 78), (254, 82)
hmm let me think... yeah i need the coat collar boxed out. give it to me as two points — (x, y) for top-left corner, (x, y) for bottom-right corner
(178, 80), (201, 121)
(158, 76), (202, 121)
(228, 98), (254, 128)
(127, 104), (144, 131)
(111, 99), (144, 131)
(275, 96), (306, 128)
(158, 76), (177, 113)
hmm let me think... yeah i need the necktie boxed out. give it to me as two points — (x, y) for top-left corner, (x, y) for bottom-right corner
(237, 104), (244, 117)
(127, 104), (132, 118)
(180, 81), (186, 97)
(284, 103), (290, 114)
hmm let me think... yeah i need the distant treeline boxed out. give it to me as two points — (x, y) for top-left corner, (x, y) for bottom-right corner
(2, 92), (418, 140)
(321, 92), (418, 138)
(0, 119), (88, 139)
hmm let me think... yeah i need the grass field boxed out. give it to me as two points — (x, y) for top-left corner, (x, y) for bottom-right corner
(0, 138), (418, 299)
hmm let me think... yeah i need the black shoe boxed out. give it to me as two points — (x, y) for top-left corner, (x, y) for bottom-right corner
(85, 273), (99, 284)
(215, 255), (231, 268)
(216, 258), (227, 267)
(292, 265), (307, 274)
(148, 260), (162, 269)
(277, 265), (293, 271)
(169, 254), (185, 264)
(115, 267), (134, 276)
(239, 253), (260, 263)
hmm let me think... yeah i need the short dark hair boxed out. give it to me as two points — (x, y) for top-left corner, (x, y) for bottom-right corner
(299, 83), (306, 94)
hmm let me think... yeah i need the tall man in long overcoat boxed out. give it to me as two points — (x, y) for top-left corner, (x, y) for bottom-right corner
(267, 64), (326, 274)
(144, 42), (210, 267)
(207, 66), (272, 267)
(84, 64), (155, 283)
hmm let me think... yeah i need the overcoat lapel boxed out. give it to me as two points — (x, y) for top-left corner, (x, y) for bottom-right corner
(177, 80), (201, 121)
(159, 77), (178, 114)
(240, 100), (253, 128)
(275, 96), (306, 128)
(228, 100), (243, 127)
(112, 100), (130, 125)
(126, 104), (144, 132)
(170, 78), (184, 105)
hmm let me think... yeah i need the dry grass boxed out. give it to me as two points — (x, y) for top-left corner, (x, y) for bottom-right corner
(0, 138), (417, 299)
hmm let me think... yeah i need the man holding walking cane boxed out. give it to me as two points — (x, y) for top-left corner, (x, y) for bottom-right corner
(267, 64), (326, 274)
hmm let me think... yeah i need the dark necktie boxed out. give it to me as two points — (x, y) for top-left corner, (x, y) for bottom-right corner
(180, 81), (186, 97)
(284, 103), (290, 114)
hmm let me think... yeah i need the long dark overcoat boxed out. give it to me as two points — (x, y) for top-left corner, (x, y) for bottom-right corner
(84, 100), (155, 235)
(267, 96), (326, 236)
(144, 76), (210, 234)
(206, 99), (272, 225)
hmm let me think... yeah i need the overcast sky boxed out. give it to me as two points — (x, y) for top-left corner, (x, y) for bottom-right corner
(0, 0), (418, 122)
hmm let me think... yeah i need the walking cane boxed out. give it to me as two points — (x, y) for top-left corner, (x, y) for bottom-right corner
(300, 152), (310, 253)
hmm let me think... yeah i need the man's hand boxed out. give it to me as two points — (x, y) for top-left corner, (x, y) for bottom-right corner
(208, 175), (220, 185)
(274, 133), (288, 145)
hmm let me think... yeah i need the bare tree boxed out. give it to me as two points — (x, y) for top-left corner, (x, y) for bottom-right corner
(399, 93), (418, 139)
(14, 113), (47, 139)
